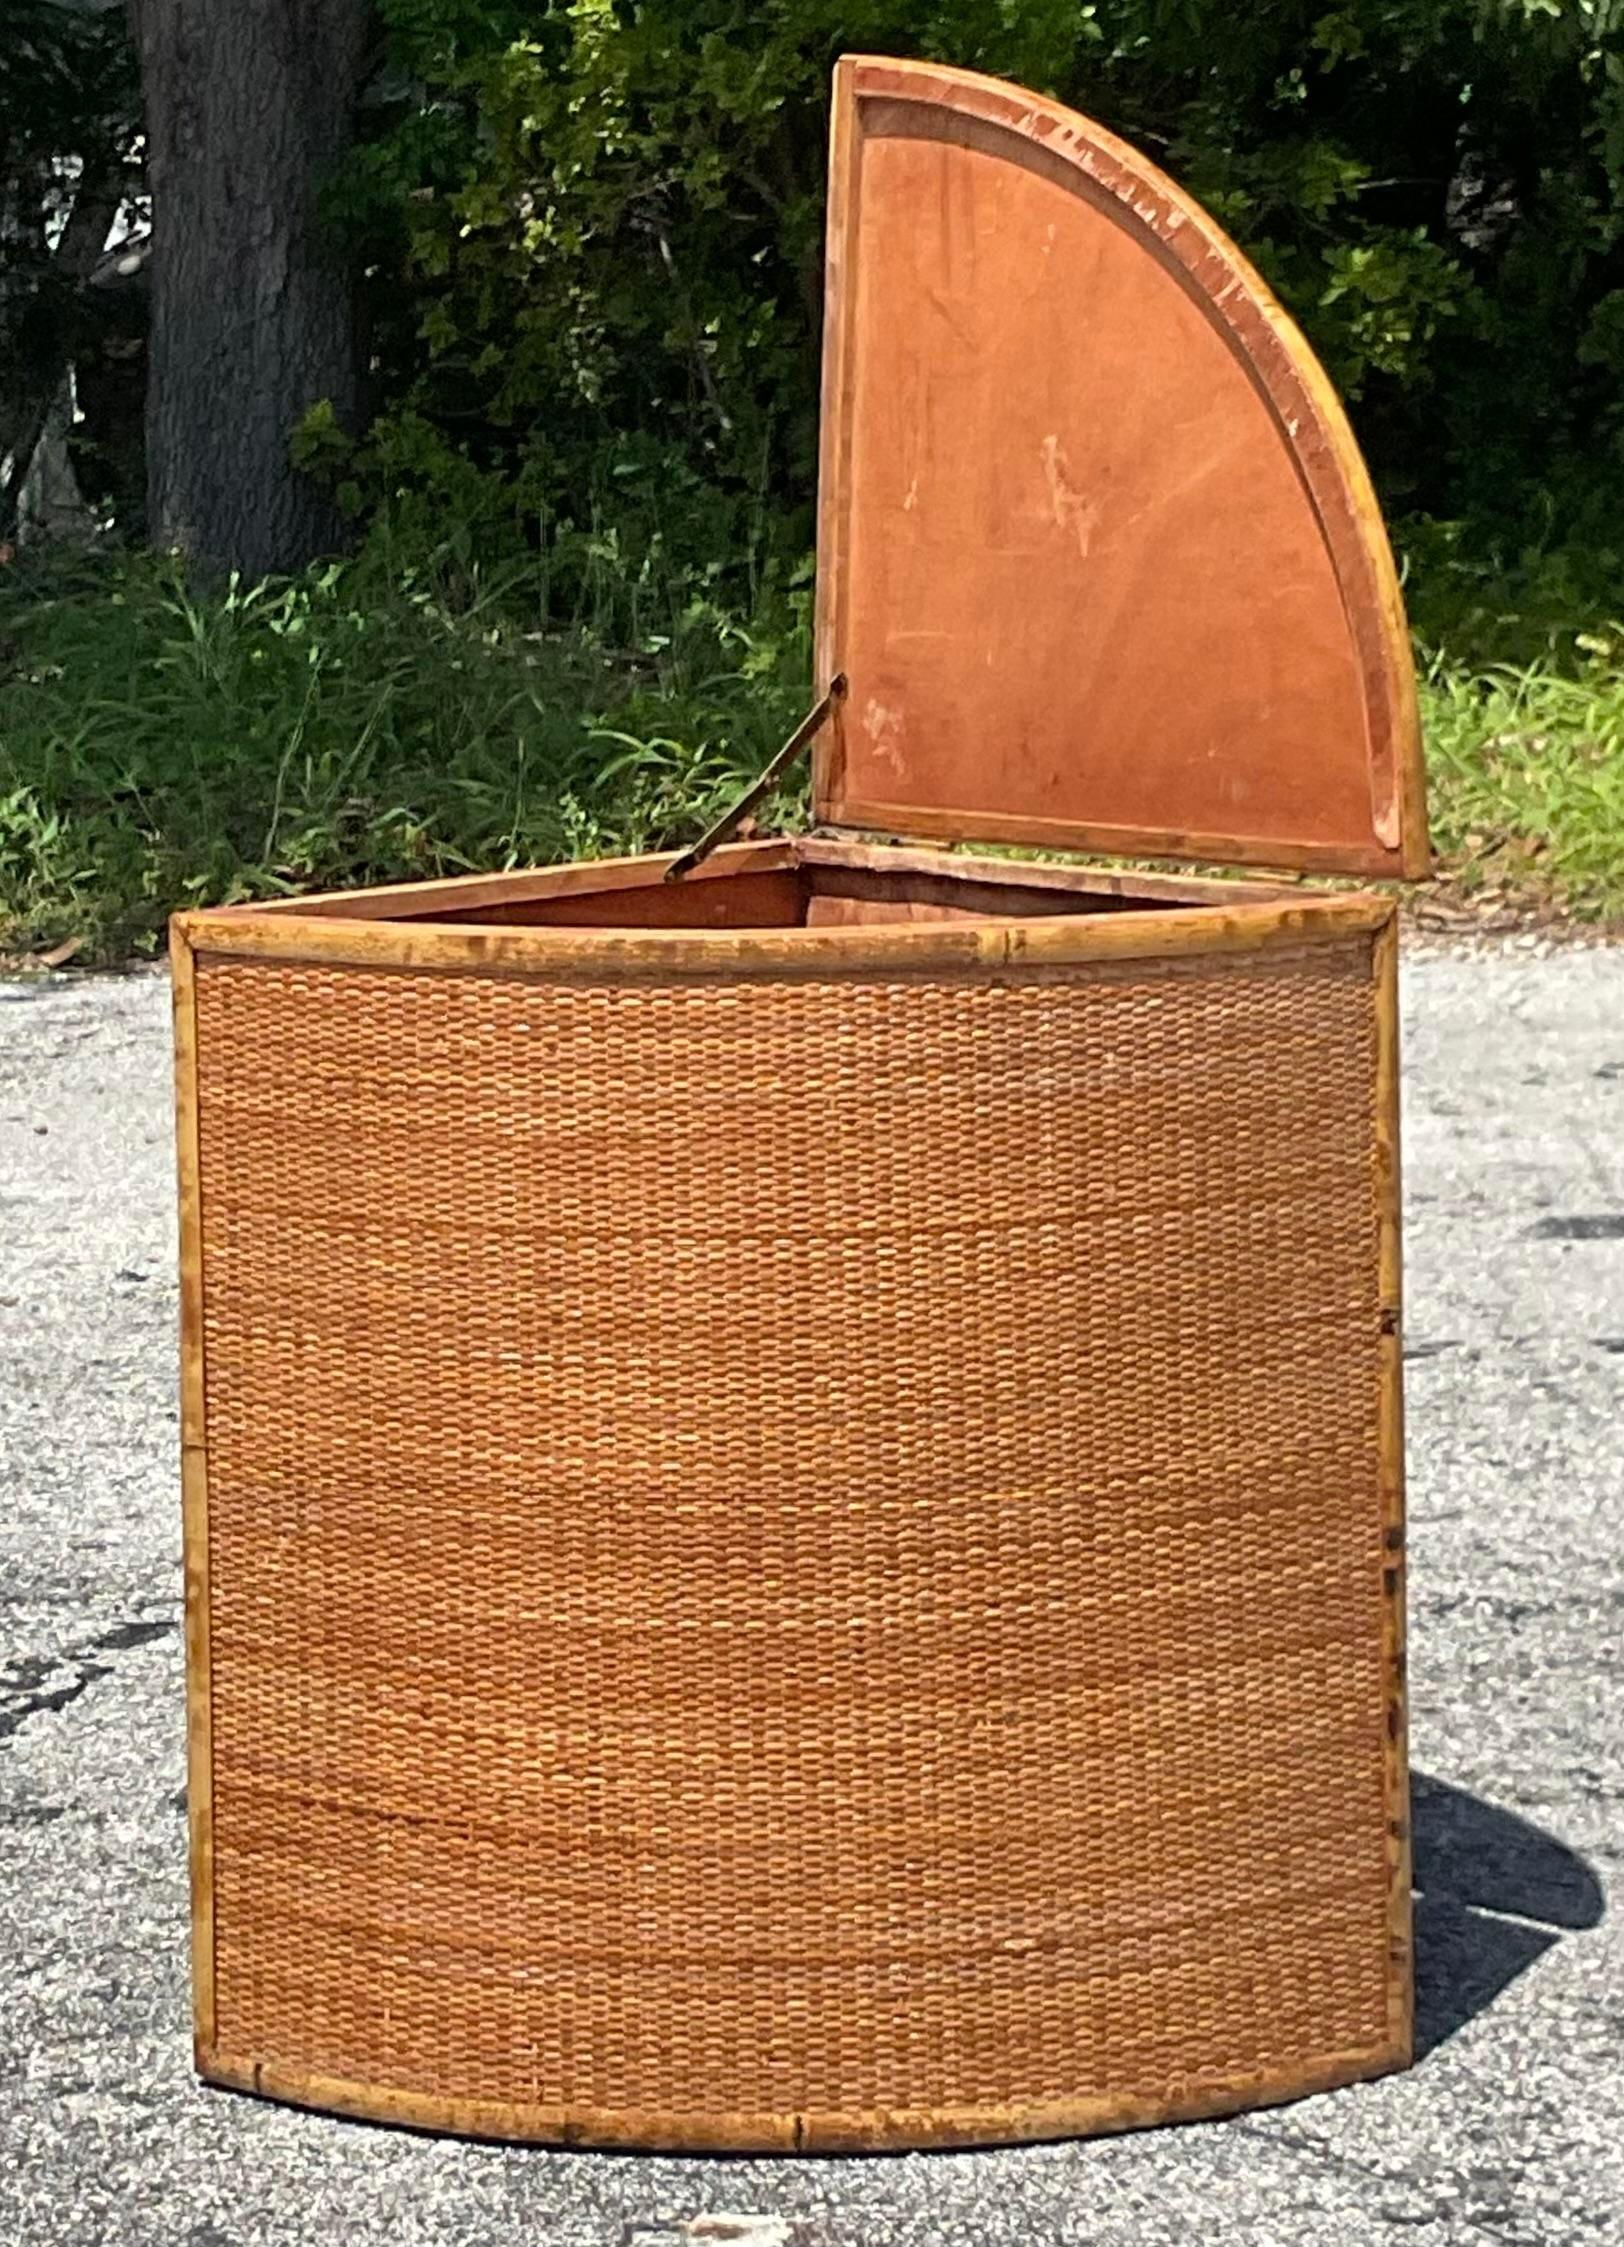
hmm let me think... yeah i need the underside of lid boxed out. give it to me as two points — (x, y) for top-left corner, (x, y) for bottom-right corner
(812, 57), (1428, 881)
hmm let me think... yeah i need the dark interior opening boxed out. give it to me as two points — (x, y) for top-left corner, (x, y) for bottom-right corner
(396, 857), (1213, 932)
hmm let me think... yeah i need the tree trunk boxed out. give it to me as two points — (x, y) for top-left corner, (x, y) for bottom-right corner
(127, 0), (370, 577)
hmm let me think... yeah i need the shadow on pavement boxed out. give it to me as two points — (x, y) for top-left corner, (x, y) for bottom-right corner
(1412, 1769), (1606, 2058)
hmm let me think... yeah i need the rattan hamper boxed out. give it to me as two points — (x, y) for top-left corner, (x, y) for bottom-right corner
(172, 55), (1425, 2153)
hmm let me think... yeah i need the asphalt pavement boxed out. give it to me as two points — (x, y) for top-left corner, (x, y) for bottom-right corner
(1, 941), (1620, 2246)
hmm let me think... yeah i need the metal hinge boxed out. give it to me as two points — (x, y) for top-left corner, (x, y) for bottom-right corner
(664, 674), (847, 881)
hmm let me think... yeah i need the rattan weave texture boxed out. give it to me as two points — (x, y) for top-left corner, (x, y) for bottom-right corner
(190, 931), (1402, 2147)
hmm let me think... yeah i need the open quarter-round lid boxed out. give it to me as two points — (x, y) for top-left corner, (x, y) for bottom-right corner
(812, 57), (1428, 880)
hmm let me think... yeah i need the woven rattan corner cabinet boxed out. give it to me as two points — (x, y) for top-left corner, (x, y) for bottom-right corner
(172, 57), (1424, 2154)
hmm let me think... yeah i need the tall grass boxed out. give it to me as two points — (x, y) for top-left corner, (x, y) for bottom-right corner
(0, 546), (809, 956)
(1422, 630), (1624, 922)
(2, 546), (1622, 959)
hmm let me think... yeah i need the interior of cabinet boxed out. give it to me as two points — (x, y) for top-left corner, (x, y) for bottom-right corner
(271, 839), (1297, 932)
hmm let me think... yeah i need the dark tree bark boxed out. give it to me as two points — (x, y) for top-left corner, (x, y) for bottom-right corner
(126, 0), (371, 577)
(0, 164), (127, 543)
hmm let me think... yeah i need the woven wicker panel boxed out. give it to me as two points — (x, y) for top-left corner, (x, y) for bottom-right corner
(190, 933), (1398, 2143)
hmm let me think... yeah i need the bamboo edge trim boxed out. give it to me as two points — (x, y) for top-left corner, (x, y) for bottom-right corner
(197, 2036), (1410, 2155)
(813, 55), (1427, 880)
(170, 923), (216, 2052)
(173, 893), (1391, 982)
(811, 46), (862, 831)
(823, 800), (1417, 884)
(235, 841), (802, 920)
(1372, 911), (1415, 2060)
(794, 835), (1297, 903)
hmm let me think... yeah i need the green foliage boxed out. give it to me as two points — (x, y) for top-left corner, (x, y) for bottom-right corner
(340, 0), (1116, 589)
(0, 545), (810, 958)
(1, 0), (134, 168)
(4, 547), (1624, 960)
(1423, 628), (1624, 919)
(13, 0), (1624, 633)
(306, 0), (1624, 620)
(9, 0), (1624, 958)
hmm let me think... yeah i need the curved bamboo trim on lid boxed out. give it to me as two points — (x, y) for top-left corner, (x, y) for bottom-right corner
(814, 56), (1427, 881)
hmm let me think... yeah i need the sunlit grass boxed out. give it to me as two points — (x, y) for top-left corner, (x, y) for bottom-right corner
(2, 547), (1622, 958)
(1421, 631), (1624, 921)
(0, 546), (809, 957)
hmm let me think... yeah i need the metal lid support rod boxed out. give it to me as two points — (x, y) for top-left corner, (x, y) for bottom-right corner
(665, 675), (848, 881)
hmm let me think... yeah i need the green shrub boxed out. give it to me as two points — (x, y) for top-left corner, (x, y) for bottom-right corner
(307, 0), (1624, 624)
